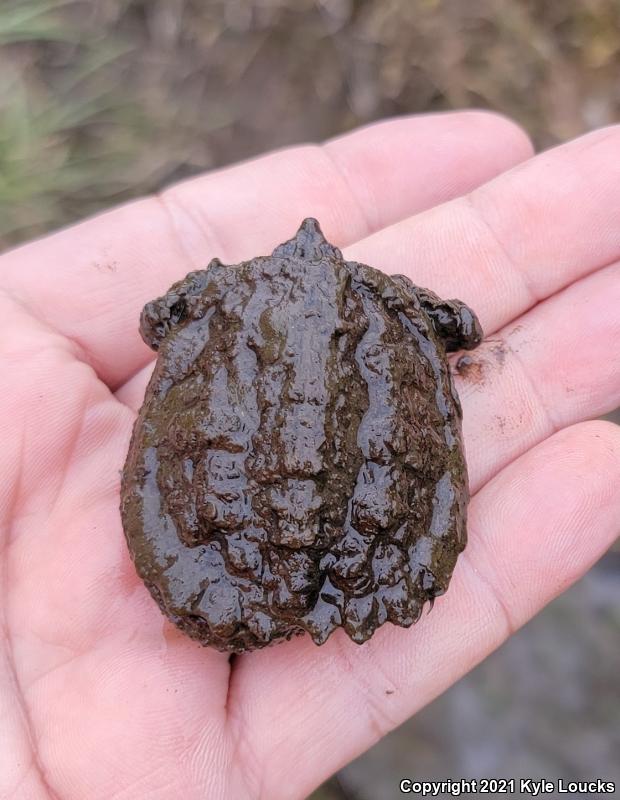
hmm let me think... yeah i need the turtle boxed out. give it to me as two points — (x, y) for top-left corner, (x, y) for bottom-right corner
(120, 218), (482, 653)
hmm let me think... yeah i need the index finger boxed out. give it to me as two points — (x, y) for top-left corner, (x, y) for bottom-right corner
(0, 111), (531, 387)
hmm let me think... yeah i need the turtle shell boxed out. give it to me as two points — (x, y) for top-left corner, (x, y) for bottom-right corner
(120, 218), (482, 652)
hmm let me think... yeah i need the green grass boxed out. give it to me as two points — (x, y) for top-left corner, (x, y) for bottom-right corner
(0, 1), (147, 246)
(0, 0), (77, 45)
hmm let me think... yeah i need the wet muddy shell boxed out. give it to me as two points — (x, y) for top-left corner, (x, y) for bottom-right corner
(120, 219), (482, 652)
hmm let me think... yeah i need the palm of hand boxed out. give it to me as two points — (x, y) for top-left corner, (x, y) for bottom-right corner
(1, 112), (619, 800)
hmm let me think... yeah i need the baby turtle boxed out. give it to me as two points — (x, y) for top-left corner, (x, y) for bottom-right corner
(121, 218), (482, 652)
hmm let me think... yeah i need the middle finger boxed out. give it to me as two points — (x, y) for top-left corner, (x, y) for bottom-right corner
(117, 126), (620, 411)
(457, 260), (620, 492)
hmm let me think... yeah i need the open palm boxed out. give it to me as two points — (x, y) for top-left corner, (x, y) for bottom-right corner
(1, 111), (619, 800)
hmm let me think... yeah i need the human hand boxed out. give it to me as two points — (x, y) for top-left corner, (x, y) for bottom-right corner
(1, 111), (618, 800)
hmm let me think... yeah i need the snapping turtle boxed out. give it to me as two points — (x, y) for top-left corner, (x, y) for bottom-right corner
(121, 218), (482, 652)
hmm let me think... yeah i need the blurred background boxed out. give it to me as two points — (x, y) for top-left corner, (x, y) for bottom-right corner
(0, 1), (618, 797)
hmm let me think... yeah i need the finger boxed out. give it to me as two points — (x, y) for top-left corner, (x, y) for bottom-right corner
(116, 125), (620, 411)
(230, 421), (620, 799)
(346, 124), (620, 339)
(458, 260), (620, 492)
(0, 112), (532, 388)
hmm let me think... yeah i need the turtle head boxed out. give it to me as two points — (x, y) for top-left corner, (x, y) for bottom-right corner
(271, 218), (342, 262)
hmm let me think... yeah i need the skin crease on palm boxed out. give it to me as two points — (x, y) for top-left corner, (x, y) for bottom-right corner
(0, 111), (620, 800)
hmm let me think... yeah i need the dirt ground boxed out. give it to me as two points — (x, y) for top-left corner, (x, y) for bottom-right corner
(1, 2), (618, 798)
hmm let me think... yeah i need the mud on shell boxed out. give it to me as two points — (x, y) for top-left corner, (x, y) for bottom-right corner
(120, 218), (482, 652)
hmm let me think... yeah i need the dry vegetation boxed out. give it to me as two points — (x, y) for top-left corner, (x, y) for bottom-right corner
(2, 0), (620, 247)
